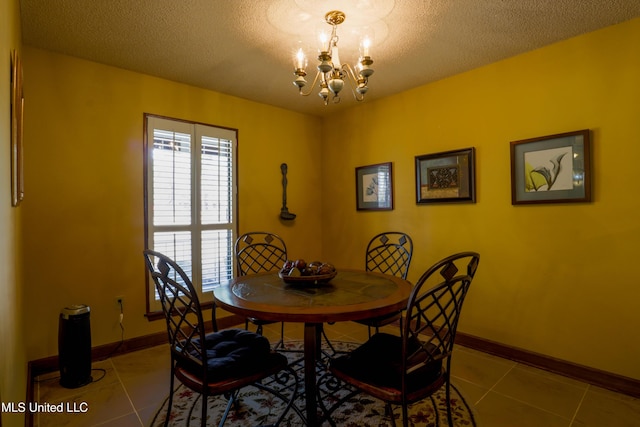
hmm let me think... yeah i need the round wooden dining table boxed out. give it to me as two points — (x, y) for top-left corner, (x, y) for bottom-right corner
(213, 269), (412, 427)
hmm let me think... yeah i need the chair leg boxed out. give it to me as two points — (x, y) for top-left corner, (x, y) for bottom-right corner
(401, 403), (409, 427)
(201, 393), (207, 427)
(272, 322), (284, 350)
(164, 369), (176, 427)
(445, 382), (454, 427)
(280, 321), (284, 345)
(385, 403), (397, 427)
(217, 392), (235, 427)
(320, 325), (337, 357)
(270, 366), (300, 426)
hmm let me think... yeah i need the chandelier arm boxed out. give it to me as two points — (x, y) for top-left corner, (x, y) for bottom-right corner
(297, 71), (324, 97)
(341, 64), (366, 102)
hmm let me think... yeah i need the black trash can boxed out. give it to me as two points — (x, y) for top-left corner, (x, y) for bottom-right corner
(58, 304), (92, 388)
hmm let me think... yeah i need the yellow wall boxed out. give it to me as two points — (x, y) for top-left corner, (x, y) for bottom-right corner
(1, 0), (27, 425)
(21, 47), (323, 361)
(320, 18), (640, 380)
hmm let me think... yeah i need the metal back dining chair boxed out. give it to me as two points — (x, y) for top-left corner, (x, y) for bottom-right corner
(327, 251), (480, 427)
(365, 231), (413, 279)
(143, 249), (297, 427)
(236, 231), (288, 275)
(235, 232), (288, 348)
(358, 232), (414, 336)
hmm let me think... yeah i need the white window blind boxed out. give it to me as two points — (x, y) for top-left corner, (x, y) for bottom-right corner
(145, 115), (237, 311)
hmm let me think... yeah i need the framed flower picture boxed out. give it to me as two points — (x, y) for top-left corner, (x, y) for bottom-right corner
(510, 130), (591, 205)
(355, 162), (393, 211)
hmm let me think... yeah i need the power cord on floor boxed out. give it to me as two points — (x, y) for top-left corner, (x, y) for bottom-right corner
(34, 368), (107, 384)
(90, 368), (107, 383)
(118, 298), (125, 340)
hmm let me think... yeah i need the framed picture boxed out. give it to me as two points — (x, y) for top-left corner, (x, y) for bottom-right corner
(355, 162), (393, 211)
(10, 49), (24, 207)
(510, 129), (591, 205)
(415, 148), (476, 204)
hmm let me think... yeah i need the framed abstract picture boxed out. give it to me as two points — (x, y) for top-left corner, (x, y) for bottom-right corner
(510, 130), (591, 205)
(415, 148), (476, 204)
(355, 162), (393, 211)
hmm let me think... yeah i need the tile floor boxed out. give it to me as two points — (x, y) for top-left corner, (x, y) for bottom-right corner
(34, 322), (640, 427)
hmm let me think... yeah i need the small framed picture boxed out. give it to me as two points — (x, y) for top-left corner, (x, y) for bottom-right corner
(510, 130), (591, 205)
(415, 148), (476, 204)
(355, 162), (393, 211)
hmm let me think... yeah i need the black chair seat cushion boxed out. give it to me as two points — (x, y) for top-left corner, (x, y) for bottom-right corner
(181, 328), (274, 381)
(331, 332), (442, 391)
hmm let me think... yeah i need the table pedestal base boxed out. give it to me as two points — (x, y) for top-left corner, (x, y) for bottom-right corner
(303, 323), (323, 426)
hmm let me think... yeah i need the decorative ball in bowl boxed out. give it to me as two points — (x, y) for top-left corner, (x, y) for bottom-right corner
(278, 259), (337, 285)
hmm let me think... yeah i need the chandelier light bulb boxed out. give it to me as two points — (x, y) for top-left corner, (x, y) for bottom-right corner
(360, 36), (372, 58)
(316, 28), (331, 53)
(294, 47), (307, 70)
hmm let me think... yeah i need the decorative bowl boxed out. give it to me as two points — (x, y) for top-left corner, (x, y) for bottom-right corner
(278, 271), (337, 286)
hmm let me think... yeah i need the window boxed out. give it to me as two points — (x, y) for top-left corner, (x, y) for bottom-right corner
(144, 115), (237, 313)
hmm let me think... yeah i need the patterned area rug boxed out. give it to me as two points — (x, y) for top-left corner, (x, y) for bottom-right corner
(151, 341), (477, 426)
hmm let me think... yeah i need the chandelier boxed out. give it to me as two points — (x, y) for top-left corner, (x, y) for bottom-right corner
(293, 10), (374, 105)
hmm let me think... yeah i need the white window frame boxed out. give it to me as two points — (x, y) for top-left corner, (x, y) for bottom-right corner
(144, 114), (237, 314)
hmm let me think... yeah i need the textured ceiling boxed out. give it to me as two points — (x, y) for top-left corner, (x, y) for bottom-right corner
(20, 0), (640, 117)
